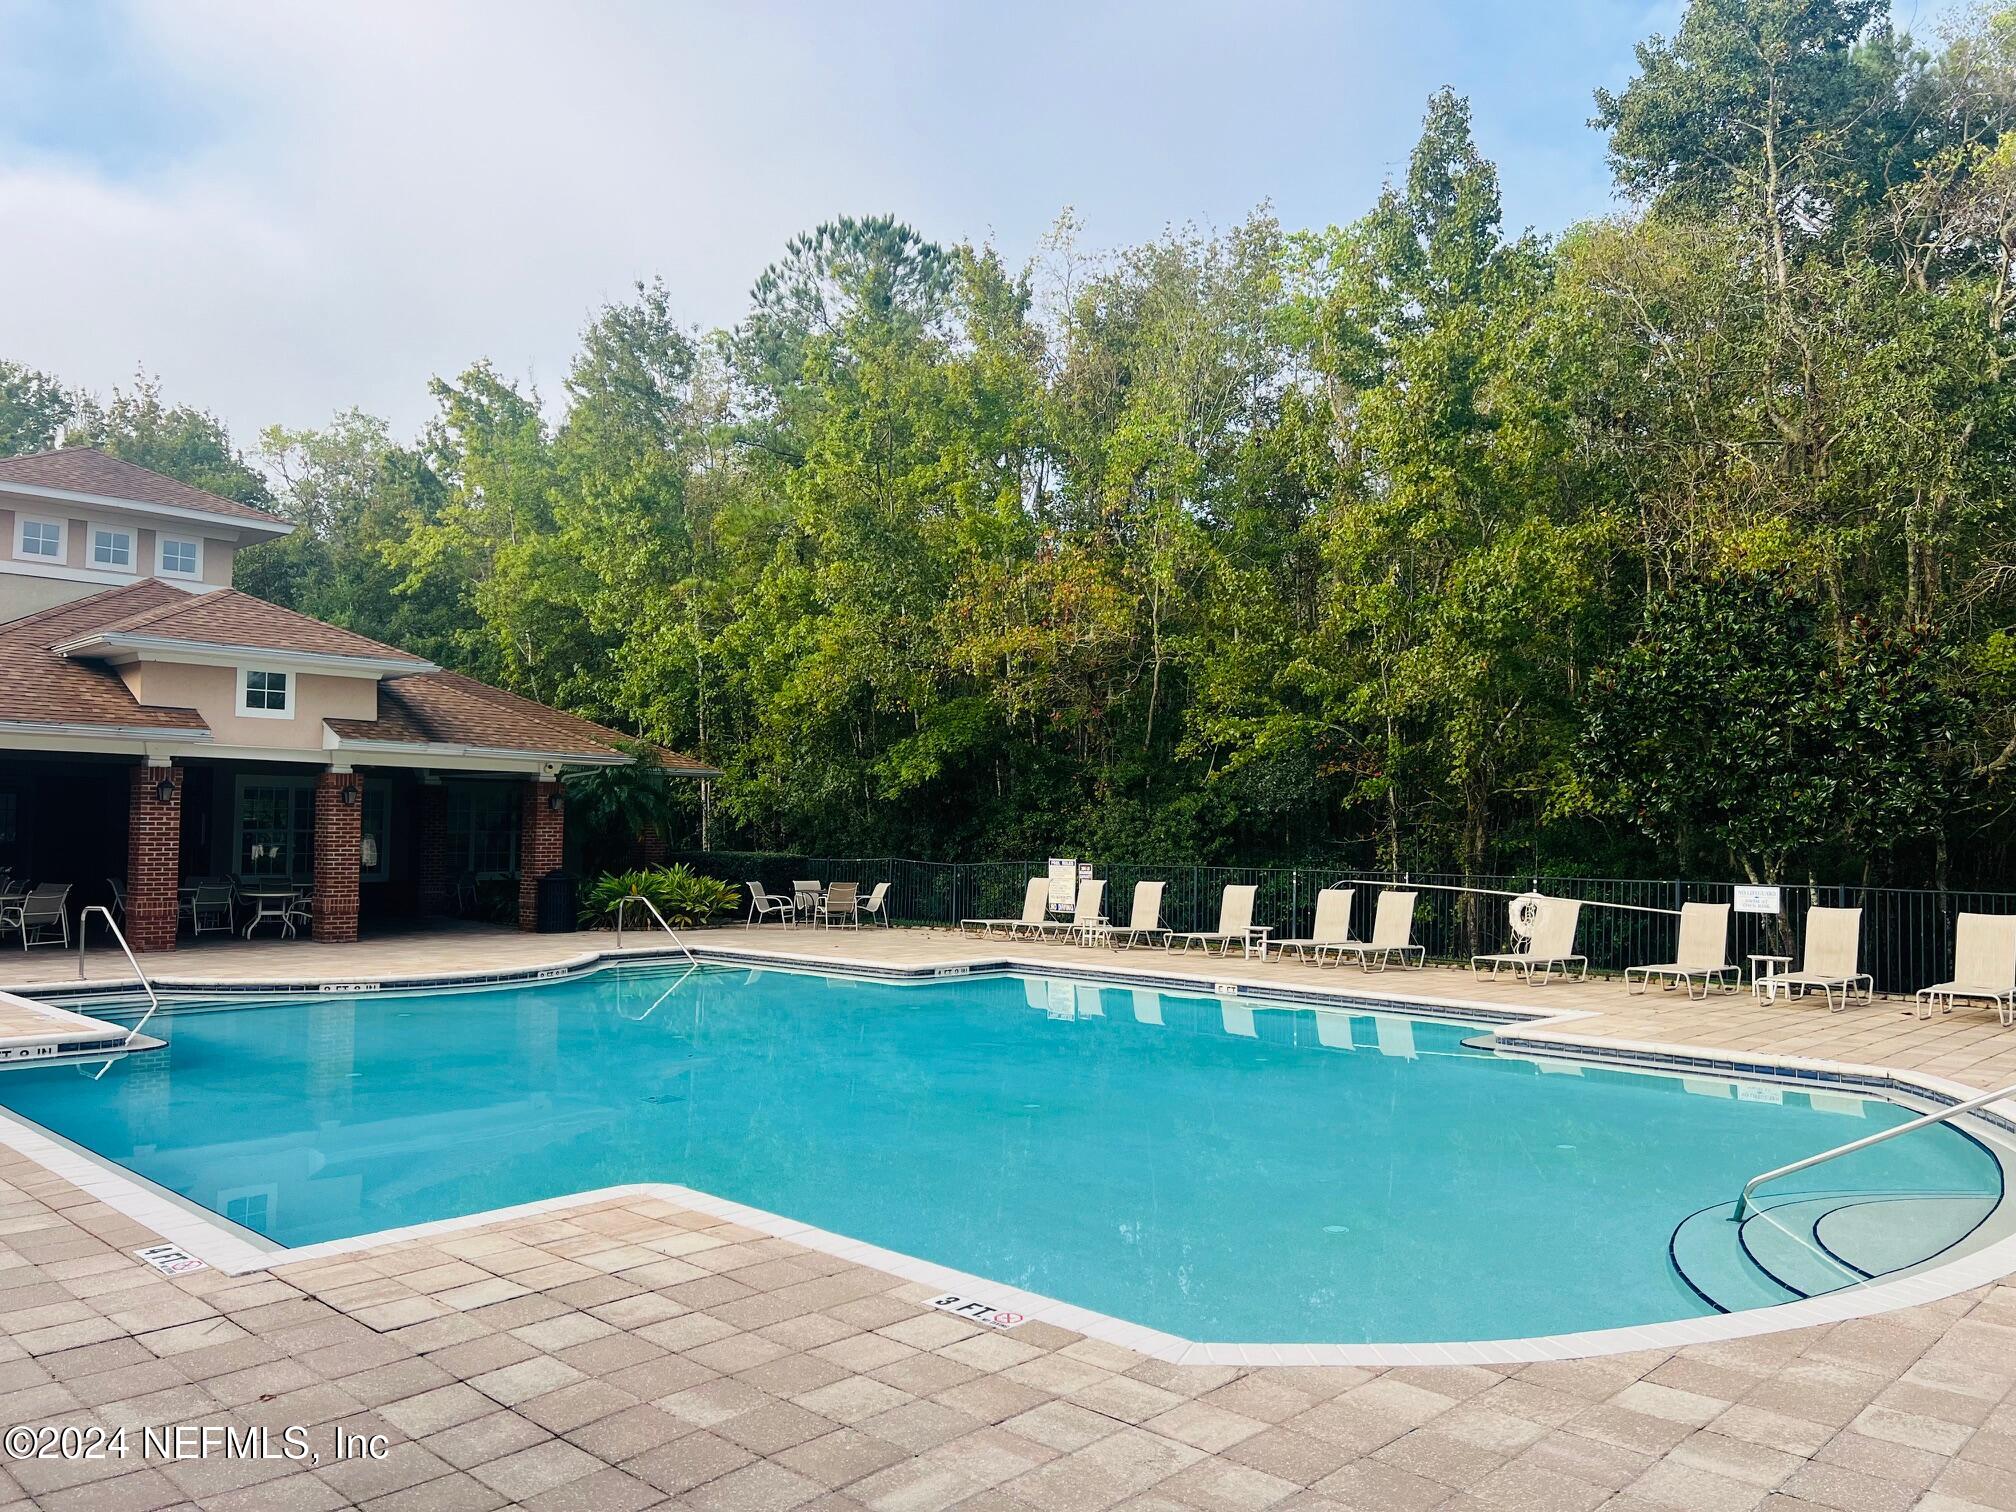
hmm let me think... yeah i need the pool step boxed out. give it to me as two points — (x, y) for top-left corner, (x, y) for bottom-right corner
(1669, 1191), (1998, 1314)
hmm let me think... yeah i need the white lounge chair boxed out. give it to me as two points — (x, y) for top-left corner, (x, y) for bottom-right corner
(1273, 888), (1354, 962)
(1169, 884), (1262, 957)
(1626, 902), (1737, 999)
(1327, 890), (1426, 970)
(1472, 897), (1587, 983)
(1, 883), (70, 950)
(1916, 913), (2016, 1025)
(1033, 879), (1105, 943)
(859, 882), (892, 927)
(962, 877), (1047, 938)
(1090, 881), (1169, 949)
(1759, 906), (1873, 1011)
(816, 882), (860, 929)
(745, 881), (794, 927)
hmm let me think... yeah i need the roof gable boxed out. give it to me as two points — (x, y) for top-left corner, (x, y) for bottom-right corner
(56, 588), (434, 669)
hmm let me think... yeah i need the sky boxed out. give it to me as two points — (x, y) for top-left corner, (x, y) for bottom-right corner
(0, 0), (1974, 448)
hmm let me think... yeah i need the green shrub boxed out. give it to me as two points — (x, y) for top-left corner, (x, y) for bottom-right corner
(580, 864), (742, 929)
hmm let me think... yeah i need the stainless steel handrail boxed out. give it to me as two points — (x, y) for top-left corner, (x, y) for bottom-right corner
(1733, 1079), (2016, 1220)
(614, 894), (697, 965)
(77, 905), (161, 1078)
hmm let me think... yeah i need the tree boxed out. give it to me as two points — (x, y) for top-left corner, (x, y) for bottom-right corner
(0, 362), (75, 456)
(1596, 0), (1931, 289)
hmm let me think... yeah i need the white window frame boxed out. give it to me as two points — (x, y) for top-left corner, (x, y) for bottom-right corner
(156, 534), (203, 580)
(88, 521), (135, 571)
(236, 666), (294, 720)
(13, 514), (65, 562)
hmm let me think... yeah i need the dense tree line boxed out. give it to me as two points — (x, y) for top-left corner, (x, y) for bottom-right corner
(8, 0), (2016, 888)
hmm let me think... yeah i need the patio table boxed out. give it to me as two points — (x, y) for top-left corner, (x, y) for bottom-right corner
(242, 886), (303, 939)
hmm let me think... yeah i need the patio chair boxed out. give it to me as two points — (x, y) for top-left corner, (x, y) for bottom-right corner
(1168, 884), (1262, 957)
(106, 877), (126, 924)
(961, 877), (1047, 938)
(285, 889), (314, 937)
(1272, 888), (1355, 963)
(1916, 912), (2016, 1026)
(792, 880), (822, 920)
(189, 884), (236, 937)
(1472, 897), (1587, 983)
(1327, 889), (1427, 971)
(816, 882), (860, 929)
(1033, 879), (1106, 944)
(1625, 902), (1737, 999)
(744, 881), (794, 928)
(1758, 906), (1873, 1011)
(858, 882), (892, 928)
(1, 883), (69, 950)
(1088, 881), (1169, 950)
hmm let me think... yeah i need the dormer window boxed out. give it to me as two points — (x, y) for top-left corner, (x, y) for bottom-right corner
(158, 536), (201, 578)
(238, 668), (292, 718)
(90, 525), (133, 570)
(15, 517), (63, 560)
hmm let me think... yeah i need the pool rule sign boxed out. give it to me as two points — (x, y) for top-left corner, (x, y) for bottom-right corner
(927, 1292), (1027, 1330)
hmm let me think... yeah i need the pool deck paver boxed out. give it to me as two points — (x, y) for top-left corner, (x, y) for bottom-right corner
(0, 925), (2009, 1506)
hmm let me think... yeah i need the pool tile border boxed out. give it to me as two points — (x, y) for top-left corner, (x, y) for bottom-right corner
(3, 937), (2014, 1368)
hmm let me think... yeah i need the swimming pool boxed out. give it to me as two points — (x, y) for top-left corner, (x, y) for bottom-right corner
(0, 962), (2004, 1345)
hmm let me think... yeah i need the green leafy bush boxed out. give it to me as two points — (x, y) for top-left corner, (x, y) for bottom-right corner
(580, 864), (741, 929)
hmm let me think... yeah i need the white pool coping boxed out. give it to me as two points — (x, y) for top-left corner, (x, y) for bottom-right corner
(2, 939), (2013, 1368)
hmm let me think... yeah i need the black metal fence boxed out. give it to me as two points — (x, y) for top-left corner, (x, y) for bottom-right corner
(670, 851), (2016, 996)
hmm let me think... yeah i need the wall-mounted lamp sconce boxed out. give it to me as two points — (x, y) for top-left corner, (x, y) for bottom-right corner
(547, 791), (564, 813)
(154, 777), (176, 803)
(340, 784), (361, 808)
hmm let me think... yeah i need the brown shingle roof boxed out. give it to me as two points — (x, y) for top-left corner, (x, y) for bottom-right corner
(60, 588), (432, 666)
(0, 447), (288, 528)
(0, 578), (715, 771)
(329, 670), (717, 772)
(0, 582), (208, 734)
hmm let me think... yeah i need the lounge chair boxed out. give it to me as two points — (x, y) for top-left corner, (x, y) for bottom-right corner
(1168, 884), (1262, 957)
(190, 883), (236, 937)
(816, 882), (860, 929)
(1758, 906), (1873, 1011)
(1625, 902), (1737, 999)
(962, 877), (1047, 938)
(1472, 897), (1587, 983)
(1088, 881), (1169, 950)
(1327, 890), (1427, 970)
(744, 881), (794, 927)
(1272, 888), (1354, 962)
(1, 883), (70, 949)
(859, 882), (892, 927)
(1916, 912), (2016, 1025)
(1033, 879), (1105, 943)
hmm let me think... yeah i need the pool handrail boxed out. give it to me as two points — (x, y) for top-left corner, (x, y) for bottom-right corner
(76, 904), (160, 1078)
(614, 893), (697, 965)
(1732, 1078), (2016, 1220)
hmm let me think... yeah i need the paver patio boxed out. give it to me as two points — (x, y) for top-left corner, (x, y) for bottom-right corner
(0, 924), (2008, 1509)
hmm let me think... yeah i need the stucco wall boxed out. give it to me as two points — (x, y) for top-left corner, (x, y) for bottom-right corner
(121, 662), (380, 750)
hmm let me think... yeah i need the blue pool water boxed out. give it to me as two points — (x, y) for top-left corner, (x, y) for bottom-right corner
(0, 964), (2002, 1343)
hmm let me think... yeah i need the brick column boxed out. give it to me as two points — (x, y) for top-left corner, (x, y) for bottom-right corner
(637, 823), (667, 866)
(313, 772), (363, 943)
(518, 779), (564, 931)
(415, 784), (451, 914)
(125, 763), (182, 953)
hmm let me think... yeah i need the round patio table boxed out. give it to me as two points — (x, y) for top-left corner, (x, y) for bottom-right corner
(241, 887), (302, 939)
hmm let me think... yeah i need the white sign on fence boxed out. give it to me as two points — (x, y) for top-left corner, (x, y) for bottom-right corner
(1047, 858), (1078, 912)
(1733, 885), (1783, 915)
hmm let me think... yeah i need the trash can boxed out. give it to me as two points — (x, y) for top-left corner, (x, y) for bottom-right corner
(533, 871), (577, 933)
